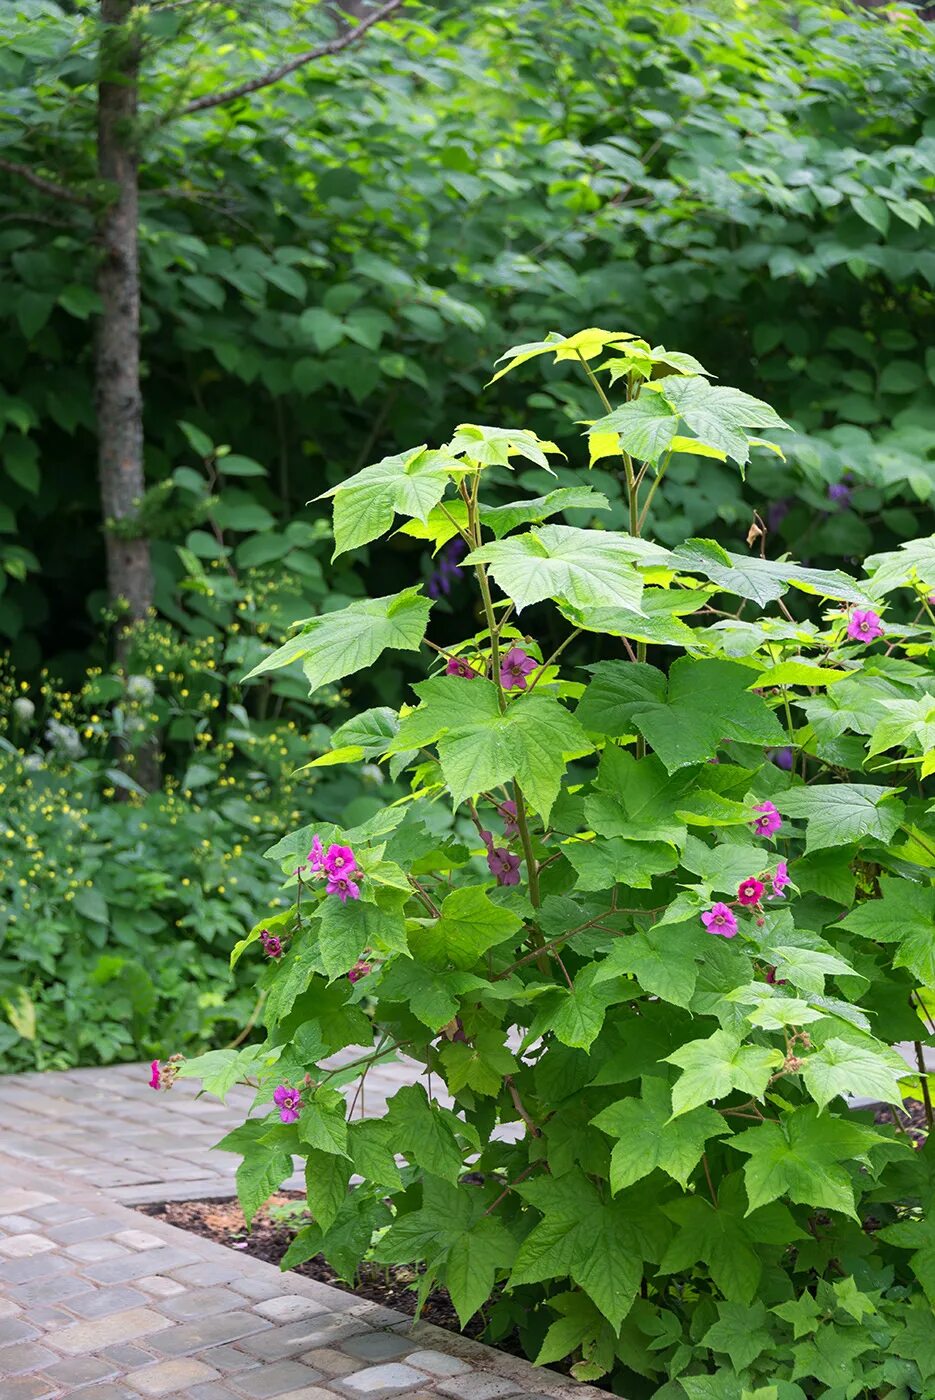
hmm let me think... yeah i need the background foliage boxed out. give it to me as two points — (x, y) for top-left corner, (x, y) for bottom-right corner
(1, 0), (934, 673)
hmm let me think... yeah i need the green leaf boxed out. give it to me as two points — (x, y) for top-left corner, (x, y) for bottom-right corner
(666, 1030), (783, 1116)
(588, 390), (679, 464)
(317, 897), (407, 980)
(447, 422), (560, 472)
(297, 1090), (349, 1157)
(801, 1037), (904, 1110)
(420, 885), (523, 970)
(776, 784), (903, 853)
(673, 539), (874, 608)
(628, 658), (785, 773)
(439, 1028), (516, 1097)
(702, 1300), (773, 1371)
(385, 1084), (465, 1182)
(305, 1150), (351, 1233)
(236, 1145), (293, 1228)
(552, 963), (620, 1050)
(489, 328), (637, 382)
(445, 1217), (517, 1327)
(730, 1105), (886, 1217)
(480, 486), (611, 537)
(243, 588), (432, 694)
(466, 524), (645, 614)
(592, 1076), (727, 1191)
(593, 924), (703, 1009)
(323, 446), (468, 556)
(657, 377), (788, 467)
(852, 193), (890, 236)
(176, 1045), (267, 1103)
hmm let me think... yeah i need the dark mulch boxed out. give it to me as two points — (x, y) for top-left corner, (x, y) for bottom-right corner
(140, 1193), (519, 1351)
(873, 1097), (930, 1147)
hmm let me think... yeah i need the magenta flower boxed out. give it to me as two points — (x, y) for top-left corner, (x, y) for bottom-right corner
(847, 609), (884, 643)
(307, 835), (325, 874)
(273, 1085), (303, 1124)
(737, 878), (764, 907)
(765, 966), (787, 987)
(347, 961), (371, 984)
(752, 801), (782, 837)
(498, 800), (519, 838)
(323, 844), (357, 877)
(487, 846), (521, 887)
(260, 929), (283, 959)
(149, 1060), (161, 1091)
(771, 860), (789, 896)
(327, 874), (361, 903)
(701, 903), (738, 938)
(500, 646), (537, 691)
(445, 657), (477, 680)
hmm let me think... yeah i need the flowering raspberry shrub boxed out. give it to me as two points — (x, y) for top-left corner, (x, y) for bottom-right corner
(182, 330), (935, 1395)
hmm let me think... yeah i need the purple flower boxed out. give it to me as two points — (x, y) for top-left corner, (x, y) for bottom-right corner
(327, 874), (361, 903)
(702, 903), (738, 938)
(752, 801), (782, 837)
(769, 746), (794, 771)
(149, 1060), (161, 1091)
(498, 800), (519, 838)
(307, 835), (325, 874)
(445, 657), (478, 680)
(348, 961), (370, 984)
(323, 844), (357, 877)
(500, 646), (537, 691)
(427, 540), (466, 598)
(260, 929), (283, 959)
(765, 966), (787, 987)
(273, 1085), (303, 1124)
(827, 482), (852, 510)
(847, 609), (884, 643)
(737, 878), (764, 907)
(767, 499), (791, 532)
(771, 860), (789, 896)
(487, 846), (521, 887)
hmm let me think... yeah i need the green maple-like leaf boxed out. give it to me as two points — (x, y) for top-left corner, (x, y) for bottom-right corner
(701, 1300), (774, 1372)
(672, 537), (875, 608)
(656, 376), (788, 465)
(320, 445), (469, 556)
(488, 327), (637, 383)
(446, 422), (561, 471)
(776, 783), (904, 854)
(594, 924), (704, 1009)
(466, 524), (645, 614)
(479, 486), (611, 537)
(666, 1029), (783, 1117)
(730, 1105), (887, 1218)
(243, 587), (432, 695)
(838, 878), (935, 984)
(438, 1028), (516, 1097)
(626, 657), (785, 773)
(801, 1036), (905, 1110)
(415, 885), (523, 970)
(316, 896), (407, 980)
(592, 1076), (728, 1191)
(588, 389), (680, 464)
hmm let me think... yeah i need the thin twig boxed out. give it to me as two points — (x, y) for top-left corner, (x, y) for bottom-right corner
(0, 157), (92, 207)
(504, 1075), (541, 1137)
(914, 1041), (934, 1131)
(177, 0), (407, 115)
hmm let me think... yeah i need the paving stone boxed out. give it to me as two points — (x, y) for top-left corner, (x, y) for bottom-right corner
(0, 1318), (39, 1347)
(146, 1309), (271, 1356)
(0, 1234), (57, 1260)
(0, 1253), (69, 1285)
(0, 1342), (59, 1374)
(170, 1260), (242, 1287)
(0, 1378), (60, 1400)
(25, 1305), (73, 1328)
(239, 1314), (368, 1360)
(0, 1189), (54, 1214)
(11, 1273), (89, 1305)
(133, 1274), (186, 1298)
(230, 1275), (286, 1302)
(342, 1332), (416, 1362)
(28, 1201), (92, 1224)
(0, 1301), (21, 1319)
(66, 1239), (131, 1262)
(84, 1245), (199, 1284)
(46, 1215), (131, 1245)
(159, 1286), (245, 1320)
(112, 1229), (165, 1251)
(254, 1295), (328, 1324)
(235, 1360), (327, 1397)
(127, 1357), (221, 1394)
(68, 1387), (137, 1400)
(66, 1285), (149, 1319)
(408, 1349), (473, 1377)
(189, 1386), (245, 1400)
(0, 1214), (42, 1234)
(437, 1379), (519, 1399)
(102, 1341), (162, 1368)
(298, 1347), (359, 1378)
(273, 1390), (342, 1400)
(42, 1355), (119, 1387)
(54, 1305), (174, 1355)
(340, 1362), (432, 1393)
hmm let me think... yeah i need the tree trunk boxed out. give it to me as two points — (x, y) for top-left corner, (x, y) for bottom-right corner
(97, 0), (160, 790)
(96, 0), (151, 628)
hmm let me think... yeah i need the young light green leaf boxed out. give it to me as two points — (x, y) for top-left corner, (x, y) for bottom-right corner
(466, 524), (645, 615)
(591, 1076), (727, 1191)
(666, 1029), (783, 1116)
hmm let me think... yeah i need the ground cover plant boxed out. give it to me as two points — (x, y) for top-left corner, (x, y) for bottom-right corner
(177, 329), (935, 1395)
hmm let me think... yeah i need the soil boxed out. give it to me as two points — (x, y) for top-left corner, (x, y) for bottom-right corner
(140, 1193), (521, 1352)
(873, 1097), (930, 1147)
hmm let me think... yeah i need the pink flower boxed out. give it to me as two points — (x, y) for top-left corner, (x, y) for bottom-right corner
(487, 846), (521, 886)
(445, 657), (477, 679)
(701, 903), (738, 938)
(307, 835), (325, 874)
(737, 878), (764, 907)
(348, 961), (370, 984)
(771, 860), (789, 896)
(327, 874), (361, 903)
(498, 800), (519, 838)
(847, 609), (884, 643)
(765, 966), (787, 987)
(500, 646), (537, 691)
(273, 1085), (303, 1124)
(323, 844), (356, 877)
(260, 929), (283, 959)
(149, 1060), (161, 1091)
(752, 801), (782, 837)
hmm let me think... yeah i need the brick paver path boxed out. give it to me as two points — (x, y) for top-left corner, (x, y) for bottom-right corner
(0, 1062), (595, 1400)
